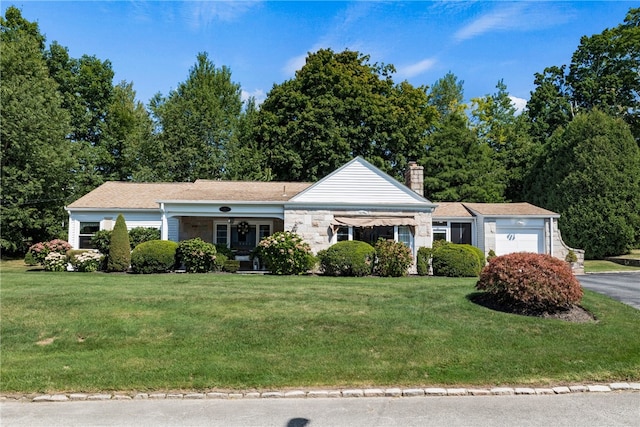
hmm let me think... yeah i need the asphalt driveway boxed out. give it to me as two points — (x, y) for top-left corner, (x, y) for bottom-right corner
(578, 272), (640, 310)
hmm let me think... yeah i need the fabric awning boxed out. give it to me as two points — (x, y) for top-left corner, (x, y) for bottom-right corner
(330, 216), (417, 227)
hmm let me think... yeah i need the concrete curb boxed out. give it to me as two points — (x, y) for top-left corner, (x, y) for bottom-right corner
(3, 382), (639, 403)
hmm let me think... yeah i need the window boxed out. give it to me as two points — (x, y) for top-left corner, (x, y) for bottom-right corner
(216, 224), (228, 246)
(79, 222), (99, 249)
(354, 226), (394, 245)
(398, 226), (412, 248)
(336, 226), (349, 242)
(259, 225), (270, 241)
(451, 223), (472, 245)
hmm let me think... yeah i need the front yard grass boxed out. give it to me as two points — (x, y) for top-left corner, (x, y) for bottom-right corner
(1, 260), (639, 393)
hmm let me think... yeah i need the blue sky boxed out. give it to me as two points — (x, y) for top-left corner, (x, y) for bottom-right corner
(4, 1), (635, 111)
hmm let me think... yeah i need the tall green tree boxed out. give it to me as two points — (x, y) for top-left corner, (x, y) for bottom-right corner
(472, 80), (538, 201)
(1, 7), (73, 254)
(421, 112), (506, 203)
(150, 52), (243, 182)
(428, 72), (466, 120)
(253, 49), (436, 182)
(525, 110), (640, 258)
(102, 81), (154, 181)
(527, 8), (640, 143)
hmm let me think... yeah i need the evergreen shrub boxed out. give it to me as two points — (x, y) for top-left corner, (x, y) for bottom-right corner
(107, 214), (131, 272)
(432, 242), (482, 277)
(129, 227), (161, 250)
(176, 238), (217, 273)
(375, 239), (413, 277)
(255, 231), (314, 275)
(317, 240), (375, 277)
(476, 252), (583, 312)
(130, 240), (179, 274)
(416, 247), (432, 276)
(223, 259), (240, 273)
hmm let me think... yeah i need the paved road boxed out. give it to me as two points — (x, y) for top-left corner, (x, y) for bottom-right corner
(2, 393), (639, 427)
(578, 272), (640, 309)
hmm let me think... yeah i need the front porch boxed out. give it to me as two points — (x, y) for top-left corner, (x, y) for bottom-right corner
(176, 216), (284, 270)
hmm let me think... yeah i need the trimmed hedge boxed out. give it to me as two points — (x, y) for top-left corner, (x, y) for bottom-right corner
(318, 240), (375, 277)
(432, 242), (482, 277)
(131, 240), (179, 274)
(476, 252), (583, 312)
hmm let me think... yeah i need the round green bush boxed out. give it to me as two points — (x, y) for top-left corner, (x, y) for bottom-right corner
(318, 240), (375, 277)
(176, 238), (217, 273)
(476, 252), (583, 312)
(131, 240), (179, 274)
(432, 242), (482, 277)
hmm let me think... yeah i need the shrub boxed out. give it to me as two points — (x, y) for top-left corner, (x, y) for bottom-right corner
(69, 250), (103, 272)
(487, 249), (497, 262)
(213, 254), (228, 272)
(131, 240), (179, 274)
(176, 238), (217, 273)
(129, 227), (161, 250)
(223, 259), (240, 273)
(27, 239), (72, 265)
(375, 239), (413, 277)
(24, 251), (38, 266)
(107, 214), (131, 272)
(215, 244), (234, 259)
(255, 231), (314, 275)
(431, 242), (482, 277)
(462, 244), (486, 268)
(416, 247), (432, 276)
(565, 250), (578, 263)
(90, 230), (112, 255)
(476, 252), (583, 312)
(43, 252), (67, 272)
(317, 240), (375, 277)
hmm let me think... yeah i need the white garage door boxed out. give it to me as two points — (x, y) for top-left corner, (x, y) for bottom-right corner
(495, 228), (543, 255)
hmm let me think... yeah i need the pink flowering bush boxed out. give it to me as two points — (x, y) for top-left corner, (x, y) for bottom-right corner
(28, 239), (72, 265)
(375, 239), (413, 277)
(255, 231), (315, 275)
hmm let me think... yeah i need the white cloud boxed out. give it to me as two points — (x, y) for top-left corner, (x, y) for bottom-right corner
(184, 1), (262, 30)
(241, 88), (266, 105)
(282, 53), (309, 78)
(454, 3), (573, 42)
(509, 95), (527, 115)
(397, 58), (437, 79)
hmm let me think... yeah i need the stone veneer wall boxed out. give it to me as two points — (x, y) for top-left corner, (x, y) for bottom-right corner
(284, 209), (433, 274)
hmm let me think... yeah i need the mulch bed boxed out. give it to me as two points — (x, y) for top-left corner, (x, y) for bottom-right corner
(469, 292), (597, 323)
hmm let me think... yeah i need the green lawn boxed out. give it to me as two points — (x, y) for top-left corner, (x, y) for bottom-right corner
(584, 259), (640, 273)
(1, 260), (639, 393)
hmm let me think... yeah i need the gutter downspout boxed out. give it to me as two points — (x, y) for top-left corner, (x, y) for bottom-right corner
(161, 203), (168, 241)
(549, 216), (554, 257)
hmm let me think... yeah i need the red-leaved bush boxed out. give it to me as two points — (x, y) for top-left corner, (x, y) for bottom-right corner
(476, 253), (583, 312)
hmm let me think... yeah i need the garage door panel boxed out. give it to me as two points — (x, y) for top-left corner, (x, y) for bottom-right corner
(495, 228), (543, 255)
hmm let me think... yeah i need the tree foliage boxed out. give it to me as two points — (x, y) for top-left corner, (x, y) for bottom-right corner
(525, 110), (640, 258)
(253, 49), (436, 181)
(150, 52), (243, 182)
(1, 6), (73, 254)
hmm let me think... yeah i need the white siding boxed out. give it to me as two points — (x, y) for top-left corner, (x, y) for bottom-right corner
(291, 158), (426, 205)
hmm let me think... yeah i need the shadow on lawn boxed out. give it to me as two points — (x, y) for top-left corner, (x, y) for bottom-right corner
(467, 292), (597, 323)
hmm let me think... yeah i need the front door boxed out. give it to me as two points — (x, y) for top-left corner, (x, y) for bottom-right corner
(231, 222), (256, 255)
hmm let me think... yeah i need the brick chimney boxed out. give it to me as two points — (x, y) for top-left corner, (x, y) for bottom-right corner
(405, 161), (424, 197)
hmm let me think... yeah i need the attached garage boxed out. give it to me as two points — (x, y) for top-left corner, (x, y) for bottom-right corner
(495, 222), (544, 255)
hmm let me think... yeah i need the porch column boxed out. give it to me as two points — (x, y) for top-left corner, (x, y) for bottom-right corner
(160, 203), (168, 241)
